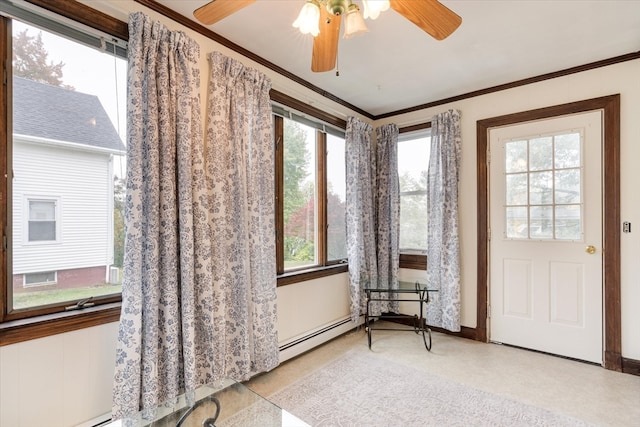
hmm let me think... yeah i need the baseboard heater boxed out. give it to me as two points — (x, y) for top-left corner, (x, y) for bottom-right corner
(278, 316), (362, 363)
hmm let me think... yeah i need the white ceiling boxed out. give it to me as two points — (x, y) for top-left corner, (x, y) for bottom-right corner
(157, 0), (640, 117)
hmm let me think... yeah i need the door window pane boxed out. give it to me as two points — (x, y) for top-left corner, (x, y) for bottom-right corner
(505, 140), (527, 173)
(529, 137), (553, 171)
(506, 206), (528, 238)
(555, 133), (581, 168)
(555, 205), (581, 239)
(504, 131), (583, 241)
(530, 205), (553, 239)
(529, 171), (553, 205)
(506, 173), (528, 205)
(555, 169), (581, 204)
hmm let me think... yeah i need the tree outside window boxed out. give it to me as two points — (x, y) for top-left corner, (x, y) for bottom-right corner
(283, 118), (317, 269)
(277, 114), (347, 275)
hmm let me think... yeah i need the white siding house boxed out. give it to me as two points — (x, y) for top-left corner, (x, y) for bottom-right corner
(11, 77), (125, 291)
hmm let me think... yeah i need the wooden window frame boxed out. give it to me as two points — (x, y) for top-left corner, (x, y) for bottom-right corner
(274, 113), (348, 286)
(0, 0), (127, 346)
(398, 122), (431, 270)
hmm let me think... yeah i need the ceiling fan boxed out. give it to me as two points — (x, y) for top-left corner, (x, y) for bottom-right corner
(193, 0), (462, 73)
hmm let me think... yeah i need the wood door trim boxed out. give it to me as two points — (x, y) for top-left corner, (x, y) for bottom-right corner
(476, 95), (621, 371)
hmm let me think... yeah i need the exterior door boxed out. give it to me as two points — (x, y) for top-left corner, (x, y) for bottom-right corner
(489, 111), (603, 364)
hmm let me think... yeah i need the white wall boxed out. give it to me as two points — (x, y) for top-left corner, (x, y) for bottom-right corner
(0, 276), (353, 427)
(0, 323), (119, 427)
(1, 1), (638, 426)
(277, 273), (351, 344)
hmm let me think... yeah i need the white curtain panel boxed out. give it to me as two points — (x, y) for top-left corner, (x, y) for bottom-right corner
(112, 14), (278, 420)
(425, 109), (462, 332)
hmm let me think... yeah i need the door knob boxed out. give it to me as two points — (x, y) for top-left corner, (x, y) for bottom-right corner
(586, 245), (596, 254)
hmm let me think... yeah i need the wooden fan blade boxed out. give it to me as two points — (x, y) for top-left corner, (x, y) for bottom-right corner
(390, 0), (461, 40)
(194, 0), (255, 25)
(312, 8), (341, 72)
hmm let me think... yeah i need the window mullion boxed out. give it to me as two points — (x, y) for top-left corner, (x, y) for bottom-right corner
(274, 116), (284, 275)
(1, 16), (9, 321)
(317, 131), (327, 266)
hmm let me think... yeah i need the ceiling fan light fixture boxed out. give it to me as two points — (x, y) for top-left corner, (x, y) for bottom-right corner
(293, 0), (321, 37)
(326, 0), (350, 16)
(343, 4), (368, 39)
(362, 0), (390, 20)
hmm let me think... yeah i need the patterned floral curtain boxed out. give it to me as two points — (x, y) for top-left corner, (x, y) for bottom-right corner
(425, 109), (462, 332)
(112, 13), (203, 420)
(203, 50), (279, 381)
(345, 118), (400, 322)
(375, 124), (400, 309)
(112, 13), (278, 420)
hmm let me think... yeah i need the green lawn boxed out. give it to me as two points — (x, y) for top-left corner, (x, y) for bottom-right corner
(13, 284), (122, 310)
(284, 259), (316, 269)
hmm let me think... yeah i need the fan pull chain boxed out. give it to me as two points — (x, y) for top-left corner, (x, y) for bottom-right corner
(336, 54), (340, 77)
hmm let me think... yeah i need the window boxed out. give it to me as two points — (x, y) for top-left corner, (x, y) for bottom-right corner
(504, 131), (583, 240)
(24, 271), (56, 287)
(274, 107), (347, 281)
(27, 198), (58, 242)
(398, 129), (431, 254)
(282, 118), (318, 269)
(326, 134), (347, 261)
(1, 1), (127, 328)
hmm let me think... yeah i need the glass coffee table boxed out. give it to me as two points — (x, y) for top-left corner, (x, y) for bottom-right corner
(105, 378), (309, 427)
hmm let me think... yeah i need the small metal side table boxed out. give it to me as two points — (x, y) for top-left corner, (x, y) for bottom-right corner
(364, 280), (438, 350)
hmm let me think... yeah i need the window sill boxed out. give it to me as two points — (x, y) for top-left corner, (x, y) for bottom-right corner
(400, 253), (427, 270)
(0, 256), (416, 346)
(277, 263), (348, 286)
(0, 302), (121, 346)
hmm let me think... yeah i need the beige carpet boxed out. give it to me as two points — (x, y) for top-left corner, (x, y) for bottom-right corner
(268, 350), (594, 427)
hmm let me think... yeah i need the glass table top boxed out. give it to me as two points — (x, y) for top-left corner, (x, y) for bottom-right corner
(105, 378), (309, 427)
(364, 280), (438, 293)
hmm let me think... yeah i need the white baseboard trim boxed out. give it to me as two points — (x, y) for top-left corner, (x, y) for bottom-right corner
(87, 317), (363, 426)
(77, 413), (112, 427)
(278, 316), (363, 363)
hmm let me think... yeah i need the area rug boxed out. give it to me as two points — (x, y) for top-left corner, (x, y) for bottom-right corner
(268, 350), (594, 427)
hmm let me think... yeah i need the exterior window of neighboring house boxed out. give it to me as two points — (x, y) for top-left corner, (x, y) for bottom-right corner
(0, 1), (128, 327)
(274, 107), (347, 280)
(27, 198), (58, 242)
(24, 271), (56, 287)
(398, 128), (431, 269)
